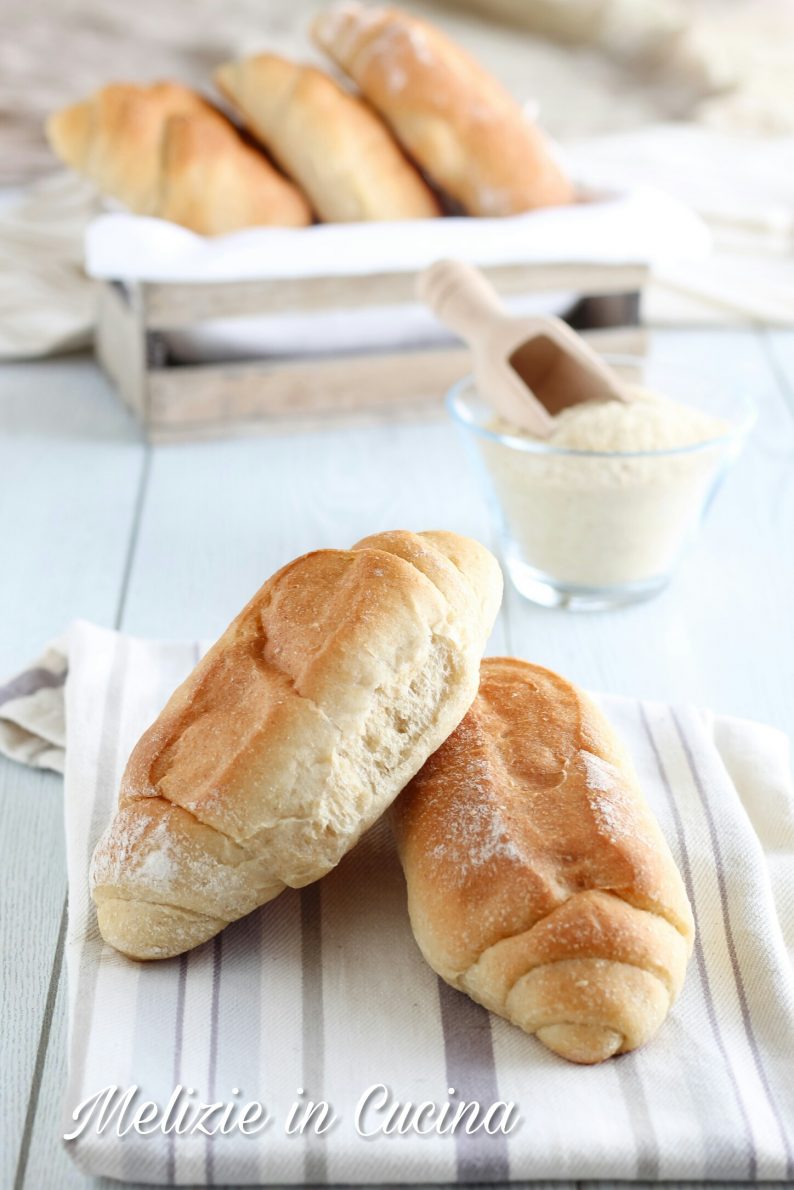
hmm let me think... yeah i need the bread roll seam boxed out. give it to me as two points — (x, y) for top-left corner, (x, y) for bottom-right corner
(94, 893), (230, 927)
(496, 956), (674, 1012)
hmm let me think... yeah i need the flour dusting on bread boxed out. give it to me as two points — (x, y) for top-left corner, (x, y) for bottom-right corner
(393, 657), (695, 1063)
(91, 530), (502, 960)
(312, 2), (574, 216)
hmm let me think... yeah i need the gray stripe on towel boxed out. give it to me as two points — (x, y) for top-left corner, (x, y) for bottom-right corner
(0, 665), (66, 708)
(165, 641), (204, 1183)
(167, 954), (189, 1185)
(437, 977), (510, 1184)
(638, 701), (757, 1181)
(301, 882), (327, 1185)
(614, 1054), (659, 1180)
(204, 932), (224, 1186)
(603, 696), (723, 1180)
(121, 949), (186, 1186)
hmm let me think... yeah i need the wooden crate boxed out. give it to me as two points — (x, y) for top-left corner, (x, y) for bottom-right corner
(95, 261), (648, 442)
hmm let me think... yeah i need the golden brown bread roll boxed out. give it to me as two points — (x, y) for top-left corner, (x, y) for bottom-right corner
(311, 2), (574, 216)
(156, 111), (312, 235)
(215, 53), (441, 222)
(47, 82), (206, 216)
(46, 81), (312, 233)
(91, 530), (502, 961)
(393, 657), (695, 1063)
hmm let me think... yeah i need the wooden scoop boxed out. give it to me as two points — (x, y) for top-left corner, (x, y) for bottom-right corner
(419, 259), (633, 436)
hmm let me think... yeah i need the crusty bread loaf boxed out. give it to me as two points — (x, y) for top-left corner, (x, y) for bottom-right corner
(46, 81), (312, 233)
(311, 2), (574, 216)
(91, 530), (502, 961)
(156, 111), (312, 234)
(393, 657), (694, 1063)
(47, 82), (207, 215)
(215, 53), (440, 222)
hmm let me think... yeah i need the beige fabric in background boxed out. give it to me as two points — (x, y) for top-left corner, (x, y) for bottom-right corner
(0, 176), (101, 358)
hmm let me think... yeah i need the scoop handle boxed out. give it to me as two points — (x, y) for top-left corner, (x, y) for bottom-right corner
(418, 259), (507, 344)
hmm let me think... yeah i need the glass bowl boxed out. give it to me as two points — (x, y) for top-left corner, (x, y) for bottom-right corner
(447, 359), (756, 611)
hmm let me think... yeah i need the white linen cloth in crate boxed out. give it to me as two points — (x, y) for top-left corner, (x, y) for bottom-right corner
(84, 186), (709, 363)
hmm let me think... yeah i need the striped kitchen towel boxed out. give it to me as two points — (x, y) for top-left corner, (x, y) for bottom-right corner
(3, 620), (794, 1183)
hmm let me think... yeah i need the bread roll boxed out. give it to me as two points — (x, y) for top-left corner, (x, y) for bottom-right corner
(393, 657), (694, 1063)
(215, 53), (440, 222)
(47, 82), (207, 215)
(156, 111), (312, 235)
(91, 530), (502, 961)
(311, 3), (574, 216)
(46, 82), (311, 233)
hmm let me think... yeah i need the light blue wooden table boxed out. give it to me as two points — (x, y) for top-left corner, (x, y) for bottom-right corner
(2, 329), (793, 1190)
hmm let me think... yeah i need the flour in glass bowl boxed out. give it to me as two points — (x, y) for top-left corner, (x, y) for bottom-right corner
(537, 388), (728, 454)
(479, 386), (733, 590)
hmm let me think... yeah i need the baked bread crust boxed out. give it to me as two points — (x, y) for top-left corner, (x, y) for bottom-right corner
(47, 81), (207, 215)
(46, 81), (312, 233)
(91, 530), (502, 960)
(311, 2), (574, 216)
(215, 53), (440, 222)
(156, 111), (313, 234)
(393, 657), (695, 1063)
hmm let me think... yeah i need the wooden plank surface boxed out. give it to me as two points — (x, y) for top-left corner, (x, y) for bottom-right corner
(0, 358), (146, 1190)
(3, 330), (793, 1190)
(120, 415), (508, 653)
(765, 329), (794, 418)
(0, 358), (145, 676)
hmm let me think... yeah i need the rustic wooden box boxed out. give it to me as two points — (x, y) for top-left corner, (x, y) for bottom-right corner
(95, 261), (648, 442)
